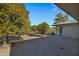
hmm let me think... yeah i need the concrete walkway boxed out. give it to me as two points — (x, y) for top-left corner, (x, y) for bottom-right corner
(0, 45), (10, 56)
(10, 35), (79, 56)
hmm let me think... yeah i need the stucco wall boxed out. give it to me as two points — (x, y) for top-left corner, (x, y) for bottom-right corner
(62, 23), (79, 39)
(56, 26), (60, 35)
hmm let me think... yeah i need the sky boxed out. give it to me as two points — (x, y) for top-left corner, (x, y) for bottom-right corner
(24, 3), (74, 26)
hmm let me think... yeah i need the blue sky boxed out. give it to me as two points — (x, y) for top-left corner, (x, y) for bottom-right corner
(24, 3), (73, 26)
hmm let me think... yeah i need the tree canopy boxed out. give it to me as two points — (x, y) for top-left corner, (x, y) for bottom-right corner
(0, 3), (31, 39)
(37, 22), (50, 34)
(31, 25), (37, 31)
(54, 13), (68, 24)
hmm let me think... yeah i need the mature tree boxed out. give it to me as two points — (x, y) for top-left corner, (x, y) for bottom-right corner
(37, 23), (42, 32)
(31, 25), (37, 31)
(46, 27), (53, 34)
(37, 22), (50, 34)
(0, 3), (31, 39)
(54, 13), (68, 24)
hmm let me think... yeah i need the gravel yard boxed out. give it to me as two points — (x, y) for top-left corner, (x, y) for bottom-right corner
(0, 35), (41, 56)
(0, 35), (79, 56)
(10, 35), (79, 56)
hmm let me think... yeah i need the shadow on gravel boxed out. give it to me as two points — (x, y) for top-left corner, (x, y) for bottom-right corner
(10, 35), (79, 56)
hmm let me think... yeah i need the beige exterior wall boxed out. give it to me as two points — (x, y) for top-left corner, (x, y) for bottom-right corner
(53, 26), (60, 35)
(56, 26), (60, 35)
(62, 23), (79, 39)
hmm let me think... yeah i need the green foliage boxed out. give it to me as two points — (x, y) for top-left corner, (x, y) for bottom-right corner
(37, 22), (50, 34)
(37, 23), (43, 32)
(46, 27), (53, 34)
(54, 13), (68, 24)
(0, 3), (31, 39)
(31, 25), (37, 31)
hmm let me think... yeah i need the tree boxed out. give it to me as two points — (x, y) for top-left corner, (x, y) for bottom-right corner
(54, 13), (68, 24)
(0, 3), (31, 39)
(37, 22), (49, 34)
(46, 27), (53, 34)
(31, 25), (37, 31)
(37, 23), (42, 32)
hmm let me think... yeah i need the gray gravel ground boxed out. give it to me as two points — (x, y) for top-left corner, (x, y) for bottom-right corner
(10, 35), (79, 56)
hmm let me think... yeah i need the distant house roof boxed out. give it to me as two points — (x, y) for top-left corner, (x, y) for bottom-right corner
(52, 20), (78, 26)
